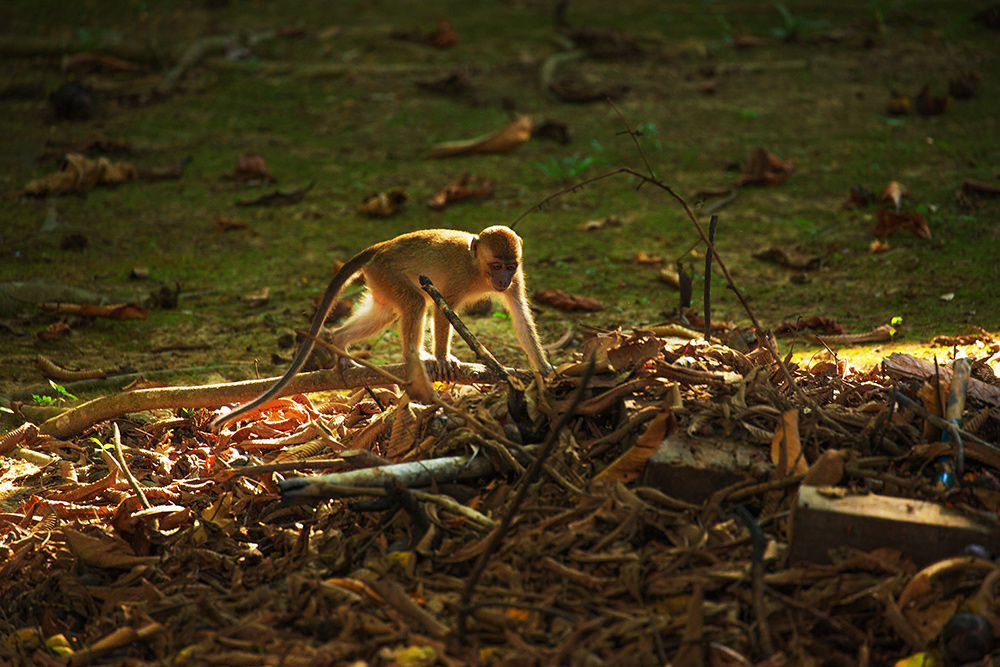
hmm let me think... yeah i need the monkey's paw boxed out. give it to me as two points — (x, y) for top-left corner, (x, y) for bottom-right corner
(430, 354), (462, 382)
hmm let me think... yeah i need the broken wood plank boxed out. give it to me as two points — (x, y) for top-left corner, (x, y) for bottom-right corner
(789, 485), (1000, 566)
(641, 432), (771, 504)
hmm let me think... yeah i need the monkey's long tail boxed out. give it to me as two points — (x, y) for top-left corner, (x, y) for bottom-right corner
(209, 247), (377, 431)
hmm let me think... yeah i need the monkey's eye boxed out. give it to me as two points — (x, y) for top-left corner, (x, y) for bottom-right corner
(506, 264), (517, 271)
(490, 262), (503, 271)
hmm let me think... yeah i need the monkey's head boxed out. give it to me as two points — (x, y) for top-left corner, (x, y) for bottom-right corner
(472, 226), (522, 292)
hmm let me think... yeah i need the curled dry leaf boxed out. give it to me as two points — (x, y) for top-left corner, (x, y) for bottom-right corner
(431, 116), (533, 158)
(227, 152), (277, 183)
(634, 251), (663, 265)
(236, 182), (314, 207)
(773, 316), (846, 337)
(734, 147), (793, 187)
(753, 246), (828, 270)
(62, 52), (142, 74)
(427, 173), (494, 210)
(37, 319), (72, 341)
(843, 184), (872, 208)
(962, 179), (1000, 197)
(658, 266), (681, 287)
(915, 85), (952, 117)
(360, 189), (407, 217)
(577, 215), (623, 232)
(868, 239), (889, 254)
(216, 215), (248, 232)
(533, 288), (604, 312)
(873, 209), (931, 239)
(243, 287), (270, 307)
(881, 181), (907, 213)
(424, 19), (459, 48)
(41, 302), (149, 320)
(23, 153), (136, 196)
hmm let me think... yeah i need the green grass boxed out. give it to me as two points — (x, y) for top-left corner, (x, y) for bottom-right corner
(0, 0), (998, 401)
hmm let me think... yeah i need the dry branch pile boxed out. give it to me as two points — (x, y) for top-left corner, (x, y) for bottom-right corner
(2, 330), (1000, 666)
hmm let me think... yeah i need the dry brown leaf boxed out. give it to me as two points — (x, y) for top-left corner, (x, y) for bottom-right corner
(634, 251), (663, 264)
(734, 147), (793, 187)
(771, 409), (807, 476)
(753, 246), (827, 270)
(431, 116), (533, 158)
(594, 403), (676, 484)
(427, 174), (494, 209)
(606, 332), (663, 371)
(216, 215), (248, 232)
(533, 288), (604, 312)
(880, 181), (907, 213)
(242, 286), (270, 307)
(915, 85), (952, 117)
(37, 319), (72, 341)
(868, 239), (889, 254)
(577, 215), (623, 232)
(873, 209), (931, 238)
(23, 153), (136, 196)
(228, 152), (276, 183)
(801, 449), (849, 486)
(773, 316), (846, 337)
(63, 527), (159, 569)
(235, 182), (314, 207)
(360, 189), (407, 217)
(843, 184), (873, 208)
(962, 179), (1000, 197)
(424, 19), (458, 48)
(40, 302), (149, 321)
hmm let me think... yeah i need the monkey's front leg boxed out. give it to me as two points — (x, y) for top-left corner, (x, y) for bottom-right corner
(431, 308), (462, 382)
(398, 295), (438, 403)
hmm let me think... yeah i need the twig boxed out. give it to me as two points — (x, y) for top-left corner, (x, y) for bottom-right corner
(704, 215), (719, 341)
(419, 275), (508, 381)
(702, 188), (739, 215)
(735, 506), (775, 657)
(112, 423), (150, 510)
(457, 354), (597, 637)
(607, 98), (657, 181)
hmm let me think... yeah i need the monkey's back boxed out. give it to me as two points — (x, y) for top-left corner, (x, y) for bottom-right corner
(363, 228), (480, 297)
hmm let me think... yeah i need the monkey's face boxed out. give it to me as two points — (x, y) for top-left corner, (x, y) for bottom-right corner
(487, 261), (517, 291)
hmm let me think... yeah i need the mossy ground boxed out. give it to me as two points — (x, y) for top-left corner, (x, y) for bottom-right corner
(0, 1), (997, 409)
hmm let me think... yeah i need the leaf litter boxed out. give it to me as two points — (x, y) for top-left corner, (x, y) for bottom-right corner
(2, 326), (1000, 666)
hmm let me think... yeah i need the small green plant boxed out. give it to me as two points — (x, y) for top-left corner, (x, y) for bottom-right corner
(771, 2), (830, 42)
(793, 217), (819, 237)
(534, 154), (598, 181)
(634, 123), (663, 151)
(32, 380), (77, 406)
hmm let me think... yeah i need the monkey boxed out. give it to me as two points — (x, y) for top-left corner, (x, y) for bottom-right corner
(210, 225), (552, 430)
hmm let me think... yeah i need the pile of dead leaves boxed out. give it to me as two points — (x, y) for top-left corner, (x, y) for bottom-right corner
(2, 329), (1000, 666)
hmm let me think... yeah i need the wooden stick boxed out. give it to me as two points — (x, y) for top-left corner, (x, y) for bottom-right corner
(419, 275), (508, 381)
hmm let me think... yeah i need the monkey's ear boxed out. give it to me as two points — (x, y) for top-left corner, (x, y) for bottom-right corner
(470, 236), (479, 257)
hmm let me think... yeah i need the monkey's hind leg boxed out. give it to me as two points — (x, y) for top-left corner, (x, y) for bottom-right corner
(330, 292), (398, 366)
